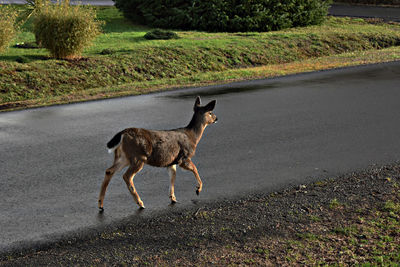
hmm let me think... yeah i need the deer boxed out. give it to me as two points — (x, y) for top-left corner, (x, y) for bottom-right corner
(98, 96), (218, 211)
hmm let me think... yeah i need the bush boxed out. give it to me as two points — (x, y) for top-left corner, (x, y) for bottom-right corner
(0, 6), (18, 53)
(33, 1), (102, 59)
(144, 29), (180, 40)
(113, 0), (331, 32)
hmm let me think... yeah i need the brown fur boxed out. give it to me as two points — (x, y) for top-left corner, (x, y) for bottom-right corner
(98, 96), (217, 210)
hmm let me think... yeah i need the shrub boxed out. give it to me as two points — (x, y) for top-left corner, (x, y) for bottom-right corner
(0, 6), (18, 53)
(144, 29), (180, 40)
(113, 0), (331, 32)
(33, 1), (102, 59)
(100, 48), (116, 55)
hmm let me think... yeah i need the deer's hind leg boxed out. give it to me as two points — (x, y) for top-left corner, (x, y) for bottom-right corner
(98, 149), (129, 212)
(123, 160), (145, 209)
(179, 159), (203, 195)
(168, 165), (177, 203)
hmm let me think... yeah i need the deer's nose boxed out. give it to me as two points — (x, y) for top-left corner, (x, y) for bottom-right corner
(214, 117), (218, 123)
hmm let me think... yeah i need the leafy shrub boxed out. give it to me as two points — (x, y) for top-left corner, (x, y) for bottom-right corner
(144, 29), (180, 40)
(33, 1), (103, 59)
(0, 6), (18, 52)
(100, 48), (116, 55)
(113, 0), (331, 32)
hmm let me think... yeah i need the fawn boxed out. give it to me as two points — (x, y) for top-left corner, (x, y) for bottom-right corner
(98, 96), (217, 211)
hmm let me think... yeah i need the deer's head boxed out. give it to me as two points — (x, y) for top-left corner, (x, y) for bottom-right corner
(193, 96), (218, 126)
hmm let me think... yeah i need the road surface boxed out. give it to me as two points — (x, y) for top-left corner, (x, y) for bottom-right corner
(329, 4), (400, 22)
(1, 62), (400, 254)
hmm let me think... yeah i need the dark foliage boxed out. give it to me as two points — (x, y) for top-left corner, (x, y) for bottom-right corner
(113, 0), (331, 32)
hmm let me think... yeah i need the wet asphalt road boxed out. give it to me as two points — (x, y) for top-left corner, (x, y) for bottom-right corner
(329, 4), (400, 22)
(1, 62), (400, 253)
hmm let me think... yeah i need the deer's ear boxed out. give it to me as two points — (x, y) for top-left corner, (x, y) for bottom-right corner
(194, 96), (201, 111)
(205, 100), (216, 111)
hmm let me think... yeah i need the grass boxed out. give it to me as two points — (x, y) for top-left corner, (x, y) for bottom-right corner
(280, 198), (400, 265)
(0, 6), (400, 111)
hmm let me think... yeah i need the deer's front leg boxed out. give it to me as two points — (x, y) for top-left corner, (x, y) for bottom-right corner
(99, 160), (128, 212)
(180, 159), (202, 195)
(168, 165), (177, 203)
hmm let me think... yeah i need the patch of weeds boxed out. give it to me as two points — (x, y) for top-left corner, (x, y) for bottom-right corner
(100, 231), (125, 240)
(269, 192), (279, 198)
(382, 200), (400, 213)
(287, 240), (304, 249)
(220, 227), (231, 232)
(195, 210), (213, 220)
(332, 225), (358, 237)
(254, 247), (270, 258)
(329, 198), (342, 209)
(296, 232), (318, 240)
(314, 180), (328, 187)
(309, 215), (321, 222)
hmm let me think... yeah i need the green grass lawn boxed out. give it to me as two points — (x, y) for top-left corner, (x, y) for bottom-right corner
(0, 6), (400, 110)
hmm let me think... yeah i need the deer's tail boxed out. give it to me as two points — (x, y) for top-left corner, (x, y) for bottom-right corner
(107, 131), (124, 153)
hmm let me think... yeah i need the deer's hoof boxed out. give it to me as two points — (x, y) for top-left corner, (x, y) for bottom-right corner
(99, 207), (104, 213)
(139, 206), (145, 210)
(196, 189), (200, 195)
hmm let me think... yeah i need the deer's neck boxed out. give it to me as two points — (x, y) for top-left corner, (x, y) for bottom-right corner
(185, 115), (206, 145)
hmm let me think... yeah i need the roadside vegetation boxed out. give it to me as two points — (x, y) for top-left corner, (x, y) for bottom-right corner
(1, 163), (399, 265)
(0, 6), (399, 111)
(0, 5), (18, 52)
(113, 0), (331, 32)
(33, 1), (102, 59)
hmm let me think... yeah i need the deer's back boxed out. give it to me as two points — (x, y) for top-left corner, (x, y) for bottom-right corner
(121, 127), (195, 167)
